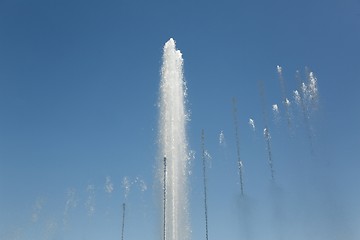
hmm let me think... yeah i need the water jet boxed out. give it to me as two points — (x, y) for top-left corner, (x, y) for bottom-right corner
(158, 38), (190, 240)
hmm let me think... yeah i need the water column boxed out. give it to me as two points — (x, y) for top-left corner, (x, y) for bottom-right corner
(158, 38), (190, 240)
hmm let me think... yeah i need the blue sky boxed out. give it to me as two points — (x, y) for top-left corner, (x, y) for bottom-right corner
(1, 0), (360, 239)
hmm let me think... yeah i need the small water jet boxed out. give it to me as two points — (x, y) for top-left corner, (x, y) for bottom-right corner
(258, 82), (275, 181)
(277, 65), (292, 128)
(121, 203), (126, 240)
(201, 129), (209, 240)
(232, 97), (245, 195)
(120, 177), (130, 240)
(263, 127), (275, 180)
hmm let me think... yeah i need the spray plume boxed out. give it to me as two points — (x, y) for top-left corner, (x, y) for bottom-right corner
(300, 68), (320, 114)
(232, 97), (244, 195)
(201, 130), (209, 240)
(306, 71), (319, 112)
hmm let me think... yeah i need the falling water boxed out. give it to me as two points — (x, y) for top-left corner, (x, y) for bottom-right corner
(158, 38), (190, 240)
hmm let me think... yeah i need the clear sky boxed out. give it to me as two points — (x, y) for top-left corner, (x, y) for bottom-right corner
(1, 0), (360, 239)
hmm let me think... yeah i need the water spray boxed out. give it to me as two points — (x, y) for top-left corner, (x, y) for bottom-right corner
(258, 82), (275, 181)
(201, 130), (209, 240)
(121, 203), (126, 240)
(303, 70), (319, 116)
(232, 97), (244, 195)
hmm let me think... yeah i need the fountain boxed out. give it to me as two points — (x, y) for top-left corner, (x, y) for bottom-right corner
(158, 38), (190, 240)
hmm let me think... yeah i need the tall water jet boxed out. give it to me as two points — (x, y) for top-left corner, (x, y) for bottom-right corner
(158, 38), (190, 240)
